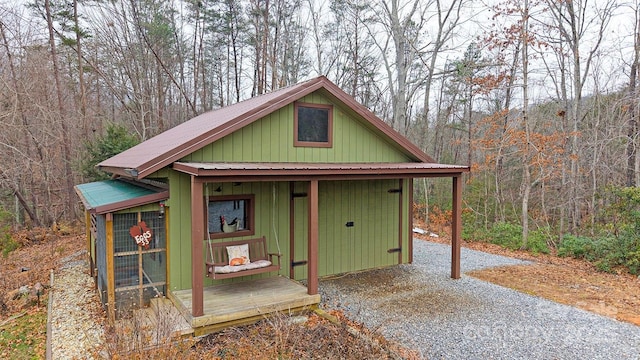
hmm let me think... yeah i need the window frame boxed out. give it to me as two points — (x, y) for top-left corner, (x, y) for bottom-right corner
(294, 102), (333, 148)
(206, 194), (255, 239)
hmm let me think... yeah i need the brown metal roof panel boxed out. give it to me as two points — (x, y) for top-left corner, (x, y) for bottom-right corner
(184, 162), (469, 170)
(173, 162), (470, 175)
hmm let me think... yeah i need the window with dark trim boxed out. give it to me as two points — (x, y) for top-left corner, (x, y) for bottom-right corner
(206, 194), (255, 239)
(294, 102), (333, 147)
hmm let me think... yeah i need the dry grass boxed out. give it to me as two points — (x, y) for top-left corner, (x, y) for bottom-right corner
(0, 224), (84, 319)
(0, 224), (84, 359)
(193, 310), (420, 360)
(93, 309), (420, 359)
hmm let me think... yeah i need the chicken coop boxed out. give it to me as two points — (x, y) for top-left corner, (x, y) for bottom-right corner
(75, 179), (169, 320)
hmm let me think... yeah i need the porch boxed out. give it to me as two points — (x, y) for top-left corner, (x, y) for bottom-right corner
(168, 276), (321, 336)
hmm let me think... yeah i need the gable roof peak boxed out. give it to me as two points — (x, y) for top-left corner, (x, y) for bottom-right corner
(98, 76), (433, 179)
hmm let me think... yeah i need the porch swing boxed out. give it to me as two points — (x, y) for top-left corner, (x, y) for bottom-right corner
(205, 184), (282, 280)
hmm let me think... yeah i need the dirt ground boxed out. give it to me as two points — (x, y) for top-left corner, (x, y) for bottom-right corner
(413, 223), (640, 327)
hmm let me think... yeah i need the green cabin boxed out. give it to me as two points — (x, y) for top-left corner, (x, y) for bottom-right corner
(75, 76), (468, 331)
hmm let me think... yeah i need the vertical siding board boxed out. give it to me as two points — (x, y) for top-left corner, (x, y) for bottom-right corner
(337, 182), (346, 274)
(344, 182), (354, 273)
(179, 173), (193, 290)
(284, 106), (293, 160)
(369, 181), (377, 267)
(355, 181), (364, 270)
(319, 182), (331, 276)
(379, 181), (387, 267)
(370, 182), (386, 264)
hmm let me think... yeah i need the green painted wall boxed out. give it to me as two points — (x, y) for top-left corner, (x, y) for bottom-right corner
(166, 171), (293, 291)
(184, 93), (413, 163)
(317, 179), (401, 277)
(166, 175), (412, 290)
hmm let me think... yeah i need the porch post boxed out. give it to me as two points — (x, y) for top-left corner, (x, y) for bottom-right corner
(191, 177), (204, 317)
(408, 179), (414, 264)
(397, 179), (403, 264)
(307, 180), (319, 295)
(451, 175), (462, 279)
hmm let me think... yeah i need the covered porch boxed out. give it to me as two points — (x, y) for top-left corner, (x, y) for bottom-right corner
(168, 276), (320, 336)
(180, 161), (467, 320)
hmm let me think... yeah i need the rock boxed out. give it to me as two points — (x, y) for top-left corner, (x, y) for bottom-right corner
(288, 315), (309, 325)
(11, 285), (30, 300)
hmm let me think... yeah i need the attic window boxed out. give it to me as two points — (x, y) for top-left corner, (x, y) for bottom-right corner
(294, 102), (333, 148)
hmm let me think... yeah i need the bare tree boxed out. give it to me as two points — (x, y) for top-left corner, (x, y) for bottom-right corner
(627, 1), (640, 187)
(542, 0), (618, 232)
(45, 0), (76, 220)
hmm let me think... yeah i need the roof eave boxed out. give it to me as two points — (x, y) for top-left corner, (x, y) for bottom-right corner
(74, 183), (169, 215)
(96, 165), (138, 179)
(172, 162), (469, 179)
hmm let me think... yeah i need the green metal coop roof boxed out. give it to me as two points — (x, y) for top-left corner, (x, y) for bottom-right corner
(74, 179), (169, 214)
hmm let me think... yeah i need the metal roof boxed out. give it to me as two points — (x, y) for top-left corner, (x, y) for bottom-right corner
(173, 162), (469, 180)
(74, 179), (169, 214)
(97, 76), (439, 179)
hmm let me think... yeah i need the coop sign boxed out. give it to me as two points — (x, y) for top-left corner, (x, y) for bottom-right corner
(129, 221), (152, 248)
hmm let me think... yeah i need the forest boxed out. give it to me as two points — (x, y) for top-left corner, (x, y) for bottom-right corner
(1, 0), (639, 272)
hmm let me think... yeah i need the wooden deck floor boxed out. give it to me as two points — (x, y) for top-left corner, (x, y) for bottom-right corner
(169, 276), (321, 335)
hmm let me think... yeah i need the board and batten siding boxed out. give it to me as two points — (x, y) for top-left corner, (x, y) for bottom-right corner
(317, 179), (401, 277)
(184, 94), (413, 163)
(166, 173), (412, 291)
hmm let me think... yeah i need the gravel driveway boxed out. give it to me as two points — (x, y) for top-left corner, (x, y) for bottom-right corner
(320, 240), (640, 359)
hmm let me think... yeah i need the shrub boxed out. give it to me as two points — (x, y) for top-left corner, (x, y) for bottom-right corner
(527, 228), (551, 254)
(557, 235), (594, 259)
(558, 233), (640, 274)
(461, 211), (487, 241)
(488, 222), (522, 250)
(625, 249), (640, 275)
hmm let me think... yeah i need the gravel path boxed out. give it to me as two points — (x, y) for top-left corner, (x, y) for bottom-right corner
(320, 240), (640, 359)
(49, 251), (104, 359)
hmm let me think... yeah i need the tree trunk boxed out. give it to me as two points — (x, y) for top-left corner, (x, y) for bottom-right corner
(627, 6), (640, 187)
(520, 0), (530, 249)
(45, 0), (76, 221)
(74, 0), (88, 136)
